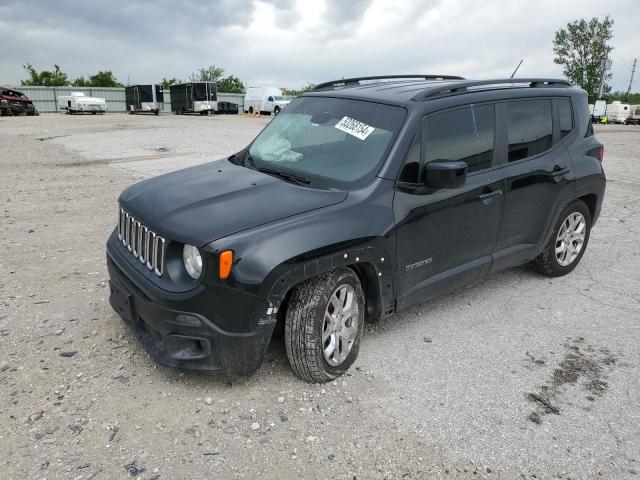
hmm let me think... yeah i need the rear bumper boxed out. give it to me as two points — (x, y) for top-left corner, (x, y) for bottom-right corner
(106, 236), (275, 376)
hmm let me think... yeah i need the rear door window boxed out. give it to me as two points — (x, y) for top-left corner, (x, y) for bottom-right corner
(507, 99), (553, 161)
(423, 104), (495, 174)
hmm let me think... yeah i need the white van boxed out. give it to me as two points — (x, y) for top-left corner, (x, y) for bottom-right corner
(57, 92), (107, 114)
(591, 99), (607, 122)
(244, 87), (290, 115)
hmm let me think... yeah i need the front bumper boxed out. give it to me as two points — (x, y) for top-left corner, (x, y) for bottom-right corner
(4, 102), (36, 115)
(106, 235), (275, 376)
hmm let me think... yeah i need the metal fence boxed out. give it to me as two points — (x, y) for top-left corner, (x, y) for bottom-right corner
(17, 86), (248, 113)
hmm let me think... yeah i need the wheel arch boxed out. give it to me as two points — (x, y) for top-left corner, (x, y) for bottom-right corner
(576, 193), (597, 221)
(271, 258), (388, 339)
(257, 243), (394, 328)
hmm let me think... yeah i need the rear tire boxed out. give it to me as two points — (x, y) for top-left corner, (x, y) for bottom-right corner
(535, 200), (591, 277)
(285, 268), (364, 383)
(274, 106), (281, 116)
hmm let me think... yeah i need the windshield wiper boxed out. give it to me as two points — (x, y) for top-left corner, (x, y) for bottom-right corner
(258, 166), (311, 186)
(246, 152), (258, 169)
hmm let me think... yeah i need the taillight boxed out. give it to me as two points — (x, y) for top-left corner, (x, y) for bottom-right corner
(587, 145), (604, 162)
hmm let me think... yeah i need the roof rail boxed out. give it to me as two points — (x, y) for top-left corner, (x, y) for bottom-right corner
(312, 75), (465, 92)
(412, 78), (571, 101)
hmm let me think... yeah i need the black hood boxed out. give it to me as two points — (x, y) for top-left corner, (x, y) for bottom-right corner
(119, 159), (347, 247)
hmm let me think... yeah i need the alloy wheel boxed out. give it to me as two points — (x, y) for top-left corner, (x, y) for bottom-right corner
(322, 284), (359, 366)
(555, 212), (586, 266)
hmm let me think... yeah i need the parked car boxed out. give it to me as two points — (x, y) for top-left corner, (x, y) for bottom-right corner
(170, 82), (217, 115)
(244, 87), (290, 115)
(107, 75), (605, 383)
(0, 86), (38, 116)
(125, 84), (163, 115)
(606, 101), (631, 124)
(57, 92), (107, 114)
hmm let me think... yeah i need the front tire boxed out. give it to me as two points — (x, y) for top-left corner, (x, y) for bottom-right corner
(285, 268), (364, 383)
(535, 200), (591, 276)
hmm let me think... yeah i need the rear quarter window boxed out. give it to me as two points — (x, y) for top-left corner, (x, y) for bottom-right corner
(557, 98), (573, 138)
(507, 99), (553, 161)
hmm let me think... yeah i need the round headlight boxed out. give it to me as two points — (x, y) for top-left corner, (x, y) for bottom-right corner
(183, 244), (202, 279)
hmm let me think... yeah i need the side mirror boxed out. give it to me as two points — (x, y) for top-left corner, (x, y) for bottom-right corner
(423, 161), (468, 189)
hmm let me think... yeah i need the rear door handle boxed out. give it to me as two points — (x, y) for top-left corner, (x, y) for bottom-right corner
(550, 167), (570, 177)
(477, 189), (502, 200)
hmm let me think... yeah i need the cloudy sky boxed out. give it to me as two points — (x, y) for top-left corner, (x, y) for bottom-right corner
(0, 0), (638, 92)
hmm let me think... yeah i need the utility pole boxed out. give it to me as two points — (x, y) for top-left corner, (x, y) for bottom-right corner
(626, 58), (637, 100)
(597, 47), (612, 99)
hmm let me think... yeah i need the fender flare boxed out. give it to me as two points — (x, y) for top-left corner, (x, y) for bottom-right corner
(258, 242), (394, 325)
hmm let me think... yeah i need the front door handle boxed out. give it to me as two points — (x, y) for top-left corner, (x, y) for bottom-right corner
(477, 189), (502, 200)
(550, 167), (570, 177)
(477, 189), (502, 205)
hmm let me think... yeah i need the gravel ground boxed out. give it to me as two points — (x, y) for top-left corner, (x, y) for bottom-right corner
(1, 113), (639, 480)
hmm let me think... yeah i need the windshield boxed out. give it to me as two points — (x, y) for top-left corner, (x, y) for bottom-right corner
(248, 96), (405, 188)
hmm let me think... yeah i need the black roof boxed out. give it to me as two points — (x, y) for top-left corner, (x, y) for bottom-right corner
(305, 75), (572, 105)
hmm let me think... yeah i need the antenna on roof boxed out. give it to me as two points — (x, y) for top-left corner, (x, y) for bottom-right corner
(510, 59), (523, 78)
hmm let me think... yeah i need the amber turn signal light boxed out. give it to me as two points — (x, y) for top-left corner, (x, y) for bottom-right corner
(219, 250), (234, 279)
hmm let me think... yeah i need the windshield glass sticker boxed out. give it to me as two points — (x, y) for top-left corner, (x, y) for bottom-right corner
(335, 116), (375, 140)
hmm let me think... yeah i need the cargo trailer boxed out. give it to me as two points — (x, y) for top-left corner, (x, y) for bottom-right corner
(169, 82), (217, 115)
(626, 105), (640, 125)
(125, 84), (163, 115)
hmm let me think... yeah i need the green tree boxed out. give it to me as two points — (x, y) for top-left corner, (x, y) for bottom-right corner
(189, 65), (225, 82)
(161, 77), (180, 89)
(553, 16), (614, 103)
(217, 75), (245, 94)
(72, 75), (90, 87)
(21, 63), (70, 86)
(88, 70), (124, 87)
(283, 83), (315, 97)
(606, 91), (640, 104)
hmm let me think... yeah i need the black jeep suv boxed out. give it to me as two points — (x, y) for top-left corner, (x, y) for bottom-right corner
(107, 75), (605, 383)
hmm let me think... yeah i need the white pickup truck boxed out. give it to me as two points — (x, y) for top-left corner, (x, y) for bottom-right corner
(244, 87), (290, 115)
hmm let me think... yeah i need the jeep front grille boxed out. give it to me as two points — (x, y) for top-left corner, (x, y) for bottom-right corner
(118, 207), (165, 276)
